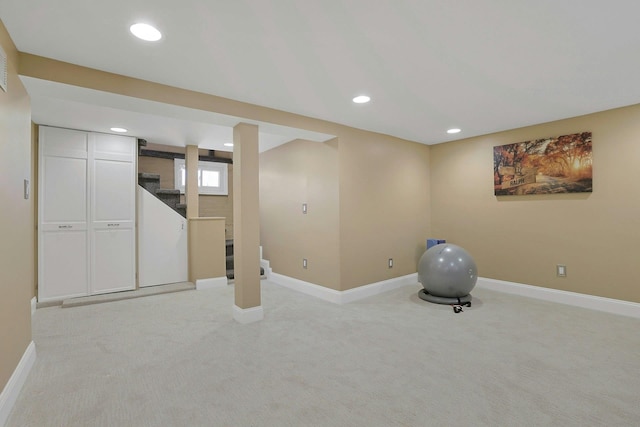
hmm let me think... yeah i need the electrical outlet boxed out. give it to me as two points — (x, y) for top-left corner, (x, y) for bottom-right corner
(388, 258), (393, 268)
(302, 203), (307, 214)
(557, 264), (567, 277)
(303, 258), (307, 269)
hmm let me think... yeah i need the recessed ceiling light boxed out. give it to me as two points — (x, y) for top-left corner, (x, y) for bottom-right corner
(130, 23), (162, 41)
(447, 128), (461, 134)
(224, 142), (234, 147)
(352, 95), (371, 104)
(110, 127), (128, 133)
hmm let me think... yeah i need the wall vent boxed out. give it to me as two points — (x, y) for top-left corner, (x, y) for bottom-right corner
(0, 45), (7, 92)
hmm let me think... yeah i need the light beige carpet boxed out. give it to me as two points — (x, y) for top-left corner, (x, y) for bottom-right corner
(7, 280), (640, 426)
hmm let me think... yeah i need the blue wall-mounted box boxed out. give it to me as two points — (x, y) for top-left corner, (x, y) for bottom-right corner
(426, 239), (446, 249)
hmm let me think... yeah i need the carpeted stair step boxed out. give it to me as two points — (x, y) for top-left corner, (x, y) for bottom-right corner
(155, 189), (180, 209)
(224, 239), (265, 280)
(176, 203), (186, 218)
(138, 173), (160, 195)
(138, 173), (185, 217)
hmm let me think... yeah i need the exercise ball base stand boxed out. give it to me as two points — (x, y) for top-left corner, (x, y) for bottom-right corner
(418, 289), (472, 313)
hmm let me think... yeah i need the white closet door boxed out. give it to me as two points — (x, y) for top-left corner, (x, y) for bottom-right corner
(38, 127), (89, 301)
(40, 230), (88, 300)
(90, 133), (136, 294)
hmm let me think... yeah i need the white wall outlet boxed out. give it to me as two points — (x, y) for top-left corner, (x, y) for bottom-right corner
(388, 258), (393, 268)
(303, 258), (307, 269)
(557, 264), (567, 277)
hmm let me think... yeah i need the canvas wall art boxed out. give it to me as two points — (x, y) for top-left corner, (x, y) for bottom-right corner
(493, 132), (592, 196)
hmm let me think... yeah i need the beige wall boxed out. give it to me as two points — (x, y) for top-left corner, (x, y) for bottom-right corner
(339, 131), (431, 290)
(138, 146), (234, 238)
(188, 218), (226, 282)
(19, 54), (432, 293)
(198, 163), (233, 236)
(260, 132), (431, 292)
(430, 104), (640, 303)
(0, 19), (33, 393)
(260, 139), (341, 290)
(21, 50), (640, 303)
(138, 156), (175, 189)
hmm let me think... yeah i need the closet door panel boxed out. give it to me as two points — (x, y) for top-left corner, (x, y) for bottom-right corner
(39, 229), (88, 300)
(92, 228), (135, 294)
(40, 126), (87, 158)
(41, 156), (87, 224)
(93, 133), (135, 160)
(38, 126), (90, 301)
(38, 127), (136, 300)
(93, 159), (135, 222)
(89, 133), (136, 294)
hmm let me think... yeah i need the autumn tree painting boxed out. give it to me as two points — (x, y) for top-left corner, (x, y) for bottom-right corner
(493, 132), (592, 195)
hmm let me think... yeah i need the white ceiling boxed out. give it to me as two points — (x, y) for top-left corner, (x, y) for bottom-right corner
(20, 76), (335, 152)
(3, 0), (640, 146)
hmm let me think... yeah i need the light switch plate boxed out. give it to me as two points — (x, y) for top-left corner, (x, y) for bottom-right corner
(24, 179), (29, 199)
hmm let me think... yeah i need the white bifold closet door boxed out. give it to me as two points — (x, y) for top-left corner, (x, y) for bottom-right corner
(38, 126), (136, 302)
(39, 127), (89, 301)
(90, 133), (136, 294)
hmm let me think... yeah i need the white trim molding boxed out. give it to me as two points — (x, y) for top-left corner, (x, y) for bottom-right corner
(0, 341), (36, 426)
(270, 272), (419, 305)
(259, 247), (272, 279)
(476, 277), (640, 319)
(341, 273), (418, 304)
(260, 259), (272, 279)
(233, 305), (264, 324)
(31, 297), (36, 316)
(270, 273), (342, 304)
(195, 276), (228, 290)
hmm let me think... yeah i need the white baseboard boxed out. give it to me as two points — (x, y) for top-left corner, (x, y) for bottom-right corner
(269, 273), (640, 317)
(31, 297), (36, 316)
(476, 277), (640, 319)
(233, 305), (264, 324)
(270, 273), (343, 304)
(270, 272), (418, 305)
(341, 273), (419, 304)
(0, 341), (36, 427)
(195, 276), (228, 290)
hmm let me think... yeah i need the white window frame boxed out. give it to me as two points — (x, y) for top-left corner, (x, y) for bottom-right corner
(174, 158), (228, 195)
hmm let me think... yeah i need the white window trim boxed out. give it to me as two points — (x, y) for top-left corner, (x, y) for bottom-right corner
(174, 158), (228, 196)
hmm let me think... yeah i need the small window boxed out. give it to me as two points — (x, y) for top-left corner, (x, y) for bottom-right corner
(174, 158), (228, 195)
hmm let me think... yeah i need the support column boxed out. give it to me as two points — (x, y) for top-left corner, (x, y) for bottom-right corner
(232, 123), (263, 323)
(185, 145), (199, 218)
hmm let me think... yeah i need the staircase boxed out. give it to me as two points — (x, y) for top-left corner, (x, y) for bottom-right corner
(226, 239), (265, 280)
(139, 172), (264, 281)
(138, 173), (186, 217)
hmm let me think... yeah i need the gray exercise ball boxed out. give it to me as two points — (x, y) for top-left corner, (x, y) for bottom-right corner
(418, 244), (477, 298)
